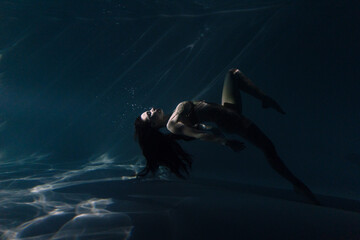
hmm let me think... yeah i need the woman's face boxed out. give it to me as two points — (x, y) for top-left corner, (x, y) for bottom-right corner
(141, 108), (164, 127)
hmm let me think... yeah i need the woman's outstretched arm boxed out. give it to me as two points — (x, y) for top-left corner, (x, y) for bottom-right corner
(168, 121), (226, 144)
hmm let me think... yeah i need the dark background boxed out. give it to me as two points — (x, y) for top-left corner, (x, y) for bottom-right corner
(0, 0), (359, 198)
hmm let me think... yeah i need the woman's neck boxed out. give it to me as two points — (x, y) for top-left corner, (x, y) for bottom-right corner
(160, 114), (171, 127)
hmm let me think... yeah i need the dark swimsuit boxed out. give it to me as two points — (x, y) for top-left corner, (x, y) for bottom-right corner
(186, 100), (253, 137)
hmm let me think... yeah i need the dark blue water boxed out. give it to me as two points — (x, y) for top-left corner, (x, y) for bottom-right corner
(1, 0), (360, 239)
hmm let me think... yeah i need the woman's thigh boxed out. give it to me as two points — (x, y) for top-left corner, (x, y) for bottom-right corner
(221, 69), (242, 114)
(217, 110), (253, 137)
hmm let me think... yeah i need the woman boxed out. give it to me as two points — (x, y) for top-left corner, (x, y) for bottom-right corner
(134, 68), (320, 205)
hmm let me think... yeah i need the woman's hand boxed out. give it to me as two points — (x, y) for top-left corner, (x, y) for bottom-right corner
(225, 139), (246, 152)
(262, 96), (286, 114)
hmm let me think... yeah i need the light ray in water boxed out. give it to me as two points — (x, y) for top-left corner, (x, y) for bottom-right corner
(99, 25), (176, 98)
(192, 9), (282, 100)
(141, 3), (288, 19)
(43, 24), (176, 146)
(165, 39), (210, 94)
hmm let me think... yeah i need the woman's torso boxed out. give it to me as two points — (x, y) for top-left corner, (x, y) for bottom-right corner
(181, 100), (252, 134)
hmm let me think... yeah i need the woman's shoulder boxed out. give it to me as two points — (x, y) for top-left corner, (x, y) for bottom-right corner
(174, 101), (193, 111)
(175, 100), (208, 111)
(177, 100), (206, 105)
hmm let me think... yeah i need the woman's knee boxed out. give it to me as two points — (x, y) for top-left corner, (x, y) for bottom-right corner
(228, 68), (241, 76)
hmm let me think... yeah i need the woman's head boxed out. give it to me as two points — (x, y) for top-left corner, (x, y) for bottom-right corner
(140, 108), (164, 128)
(134, 112), (192, 179)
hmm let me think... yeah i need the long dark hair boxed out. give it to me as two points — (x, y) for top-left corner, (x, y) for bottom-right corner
(134, 116), (194, 179)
